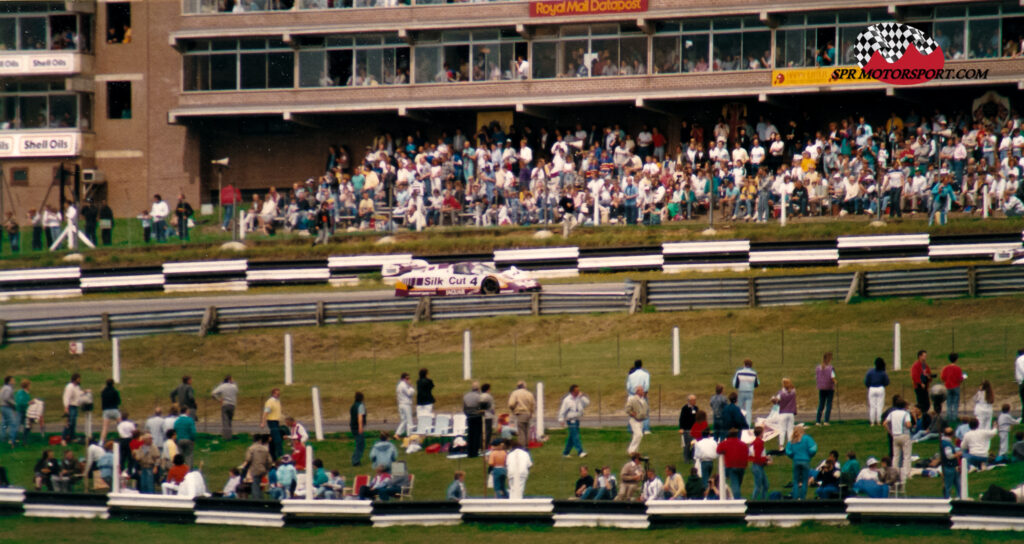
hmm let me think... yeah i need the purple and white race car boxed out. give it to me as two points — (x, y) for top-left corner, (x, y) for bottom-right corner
(994, 248), (1024, 265)
(383, 260), (540, 297)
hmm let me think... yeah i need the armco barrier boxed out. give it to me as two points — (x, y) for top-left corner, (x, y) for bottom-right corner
(4, 491), (1024, 533)
(3, 266), (1024, 345)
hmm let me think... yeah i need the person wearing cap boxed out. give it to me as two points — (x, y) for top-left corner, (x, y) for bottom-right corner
(133, 433), (161, 494)
(852, 457), (887, 498)
(271, 455), (297, 499)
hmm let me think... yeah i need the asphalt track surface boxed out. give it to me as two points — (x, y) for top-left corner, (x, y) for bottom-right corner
(2, 282), (625, 321)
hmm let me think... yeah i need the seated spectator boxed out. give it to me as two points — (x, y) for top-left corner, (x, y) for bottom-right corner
(662, 465), (685, 499)
(684, 467), (707, 499)
(358, 465), (394, 501)
(270, 455), (297, 500)
(840, 451), (860, 493)
(961, 417), (998, 470)
(641, 468), (664, 501)
(52, 450), (83, 493)
(222, 468), (241, 498)
(582, 465), (616, 500)
(162, 454), (189, 495)
(852, 457), (888, 498)
(615, 453), (643, 501)
(446, 470), (466, 501)
(1012, 432), (1024, 462)
(370, 432), (398, 471)
(96, 442), (115, 487)
(814, 458), (841, 499)
(33, 450), (59, 491)
(573, 465), (593, 499)
(320, 469), (346, 500)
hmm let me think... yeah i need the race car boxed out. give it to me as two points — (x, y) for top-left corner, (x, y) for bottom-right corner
(383, 260), (541, 297)
(994, 247), (1024, 265)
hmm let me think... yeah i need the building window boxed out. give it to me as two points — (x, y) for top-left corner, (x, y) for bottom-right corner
(107, 81), (131, 119)
(10, 168), (29, 187)
(0, 81), (85, 129)
(531, 24), (647, 79)
(183, 39), (296, 91)
(106, 1), (131, 44)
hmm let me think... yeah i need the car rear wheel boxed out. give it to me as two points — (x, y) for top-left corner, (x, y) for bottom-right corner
(481, 277), (500, 295)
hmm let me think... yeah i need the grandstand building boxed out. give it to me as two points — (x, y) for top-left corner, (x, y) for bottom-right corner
(0, 0), (1022, 216)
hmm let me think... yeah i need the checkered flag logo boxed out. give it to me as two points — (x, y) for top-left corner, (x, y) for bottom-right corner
(853, 23), (939, 68)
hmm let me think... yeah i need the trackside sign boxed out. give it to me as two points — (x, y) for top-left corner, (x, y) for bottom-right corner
(529, 0), (647, 17)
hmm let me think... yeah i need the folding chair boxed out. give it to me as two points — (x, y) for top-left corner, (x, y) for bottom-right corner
(430, 415), (451, 438)
(399, 474), (415, 501)
(414, 414), (434, 436)
(450, 414), (467, 438)
(391, 461), (408, 477)
(344, 474), (369, 498)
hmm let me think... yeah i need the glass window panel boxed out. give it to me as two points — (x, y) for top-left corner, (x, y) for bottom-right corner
(532, 41), (557, 79)
(620, 37), (646, 74)
(743, 31), (770, 69)
(715, 17), (741, 30)
(778, 29), (805, 67)
(1, 96), (15, 128)
(444, 44), (470, 81)
(837, 11), (867, 23)
(561, 25), (588, 37)
(19, 16), (46, 49)
(933, 20), (964, 59)
(183, 40), (209, 52)
(326, 37), (353, 47)
(591, 24), (619, 36)
(80, 93), (91, 130)
(500, 42), (516, 80)
(866, 8), (889, 21)
(184, 55), (210, 91)
(775, 14), (802, 27)
(472, 42), (496, 81)
(807, 13), (835, 25)
(19, 96), (47, 128)
(355, 35), (382, 46)
(590, 38), (618, 75)
(299, 50), (327, 87)
(356, 49), (382, 85)
(562, 39), (588, 76)
(211, 39), (237, 50)
(381, 48), (396, 84)
(19, 82), (47, 92)
(327, 49), (352, 86)
(414, 45), (441, 83)
(713, 33), (741, 71)
(384, 34), (405, 45)
(210, 54), (237, 90)
(654, 21), (681, 33)
(682, 33), (710, 72)
(473, 29), (499, 41)
(0, 19), (15, 50)
(240, 38), (266, 49)
(741, 17), (761, 29)
(49, 94), (76, 127)
(50, 80), (65, 91)
(652, 35), (680, 74)
(935, 5), (966, 18)
(968, 19), (1000, 58)
(839, 27), (862, 65)
(268, 39), (288, 49)
(441, 31), (469, 43)
(395, 48), (409, 84)
(684, 19), (711, 31)
(267, 52), (293, 87)
(240, 53), (266, 89)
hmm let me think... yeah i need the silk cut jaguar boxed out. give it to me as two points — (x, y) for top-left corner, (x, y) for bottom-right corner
(384, 260), (541, 297)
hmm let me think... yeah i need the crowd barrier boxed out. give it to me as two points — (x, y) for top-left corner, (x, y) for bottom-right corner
(1, 491), (1022, 533)
(0, 232), (1020, 301)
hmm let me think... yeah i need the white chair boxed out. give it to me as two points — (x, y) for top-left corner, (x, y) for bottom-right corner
(414, 414), (433, 436)
(450, 414), (467, 437)
(431, 415), (452, 437)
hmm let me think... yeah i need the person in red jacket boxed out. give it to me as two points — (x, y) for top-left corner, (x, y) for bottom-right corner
(220, 182), (241, 231)
(910, 350), (933, 413)
(716, 428), (748, 499)
(941, 353), (965, 425)
(749, 426), (770, 499)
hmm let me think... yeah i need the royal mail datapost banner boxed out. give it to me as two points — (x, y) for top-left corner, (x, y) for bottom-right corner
(530, 0), (647, 17)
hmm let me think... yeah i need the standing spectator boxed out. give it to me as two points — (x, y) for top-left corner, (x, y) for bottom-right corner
(785, 426), (818, 500)
(864, 357), (890, 426)
(506, 439), (532, 500)
(463, 382), (484, 458)
(99, 378), (121, 445)
(394, 373), (415, 438)
(150, 194), (169, 242)
(488, 440), (508, 498)
(721, 392), (749, 432)
(133, 434), (160, 494)
(815, 352), (837, 425)
(115, 411), (136, 471)
(61, 373), (86, 445)
(1015, 349), (1024, 420)
(732, 359), (759, 426)
(28, 209), (42, 251)
(941, 353), (966, 424)
(446, 471), (467, 501)
(678, 395), (698, 462)
(261, 388), (283, 460)
(615, 452), (643, 501)
(777, 378), (797, 449)
(709, 384), (727, 440)
(350, 391), (366, 466)
(3, 212), (19, 254)
(243, 434), (273, 500)
(369, 432), (397, 471)
(170, 376), (197, 418)
(883, 398), (912, 483)
(211, 375), (238, 441)
(98, 200), (114, 246)
(15, 380), (31, 444)
(416, 368), (435, 418)
(910, 350), (933, 413)
(749, 426), (770, 500)
(508, 381), (536, 444)
(716, 428), (749, 499)
(694, 434), (719, 487)
(626, 360), (651, 433)
(972, 380), (995, 430)
(557, 384), (590, 458)
(174, 407), (196, 467)
(625, 388), (649, 455)
(220, 182), (240, 231)
(938, 427), (961, 499)
(174, 193), (194, 241)
(480, 383), (495, 447)
(80, 199), (97, 245)
(0, 377), (16, 447)
(144, 407), (164, 450)
(996, 404), (1020, 458)
(285, 416), (308, 447)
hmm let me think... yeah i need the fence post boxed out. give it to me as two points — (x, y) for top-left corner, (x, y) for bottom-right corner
(536, 382), (545, 438)
(718, 454), (727, 500)
(967, 266), (977, 298)
(672, 327), (680, 376)
(983, 190), (990, 219)
(316, 301), (325, 326)
(960, 457), (968, 500)
(893, 322), (902, 371)
(239, 209), (246, 241)
(112, 447), (121, 494)
(112, 337), (121, 384)
(284, 333), (293, 385)
(199, 306), (217, 337)
(0, 320), (5, 347)
(101, 313), (111, 341)
(463, 330), (472, 380)
(531, 292), (540, 316)
(311, 386), (324, 442)
(748, 277), (757, 307)
(306, 444), (315, 500)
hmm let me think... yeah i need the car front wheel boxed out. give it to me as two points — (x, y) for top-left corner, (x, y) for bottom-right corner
(480, 277), (500, 295)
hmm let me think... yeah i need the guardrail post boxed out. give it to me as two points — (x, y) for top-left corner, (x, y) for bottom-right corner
(638, 280), (648, 308)
(316, 301), (325, 326)
(748, 277), (757, 307)
(199, 306), (217, 337)
(629, 281), (648, 314)
(424, 296), (432, 321)
(967, 266), (977, 297)
(100, 312), (111, 341)
(0, 320), (6, 347)
(844, 271), (862, 304)
(531, 292), (540, 316)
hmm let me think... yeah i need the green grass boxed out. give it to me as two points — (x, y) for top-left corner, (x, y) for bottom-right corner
(1, 212), (1021, 270)
(2, 517), (1021, 544)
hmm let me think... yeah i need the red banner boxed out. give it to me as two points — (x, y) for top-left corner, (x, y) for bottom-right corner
(529, 0), (647, 17)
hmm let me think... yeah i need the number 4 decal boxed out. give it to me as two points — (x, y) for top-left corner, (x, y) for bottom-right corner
(470, 277), (478, 286)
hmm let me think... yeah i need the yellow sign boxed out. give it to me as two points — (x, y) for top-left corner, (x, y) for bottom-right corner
(771, 66), (876, 87)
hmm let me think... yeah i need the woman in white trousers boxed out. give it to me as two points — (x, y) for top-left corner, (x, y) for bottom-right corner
(506, 441), (532, 500)
(864, 357), (890, 425)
